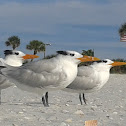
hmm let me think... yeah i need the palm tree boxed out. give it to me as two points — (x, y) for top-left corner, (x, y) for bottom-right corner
(26, 40), (45, 60)
(119, 23), (126, 37)
(80, 49), (94, 67)
(5, 36), (20, 50)
(82, 49), (94, 56)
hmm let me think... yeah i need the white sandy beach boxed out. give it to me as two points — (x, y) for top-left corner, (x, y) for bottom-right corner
(0, 74), (126, 126)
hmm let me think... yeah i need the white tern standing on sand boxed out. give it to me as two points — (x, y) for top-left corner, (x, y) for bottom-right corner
(0, 50), (39, 104)
(63, 59), (126, 105)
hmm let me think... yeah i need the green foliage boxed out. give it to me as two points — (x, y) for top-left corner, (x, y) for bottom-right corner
(119, 22), (126, 37)
(5, 36), (20, 50)
(79, 49), (94, 66)
(82, 49), (94, 56)
(26, 40), (45, 55)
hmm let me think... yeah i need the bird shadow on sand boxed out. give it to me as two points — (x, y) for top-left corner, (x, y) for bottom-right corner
(0, 101), (7, 104)
(4, 101), (43, 106)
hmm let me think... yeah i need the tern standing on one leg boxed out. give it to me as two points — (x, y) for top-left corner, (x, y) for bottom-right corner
(1, 50), (100, 106)
(63, 59), (126, 105)
(0, 50), (39, 104)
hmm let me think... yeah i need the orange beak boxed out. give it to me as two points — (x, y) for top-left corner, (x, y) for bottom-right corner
(22, 54), (39, 60)
(110, 62), (126, 67)
(77, 55), (100, 62)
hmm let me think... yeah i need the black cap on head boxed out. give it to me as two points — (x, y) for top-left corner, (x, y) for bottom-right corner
(96, 60), (108, 63)
(57, 51), (67, 55)
(4, 50), (13, 56)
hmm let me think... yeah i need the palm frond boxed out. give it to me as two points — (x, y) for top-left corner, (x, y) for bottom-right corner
(26, 40), (45, 53)
(5, 36), (20, 50)
(119, 23), (126, 36)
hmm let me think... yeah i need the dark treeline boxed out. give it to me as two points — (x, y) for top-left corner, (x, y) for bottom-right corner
(110, 59), (126, 74)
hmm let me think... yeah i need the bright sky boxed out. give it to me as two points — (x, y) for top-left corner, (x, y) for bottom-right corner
(0, 0), (126, 59)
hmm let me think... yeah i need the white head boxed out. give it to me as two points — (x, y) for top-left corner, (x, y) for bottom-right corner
(4, 50), (39, 67)
(90, 59), (114, 74)
(57, 51), (83, 65)
(93, 59), (126, 71)
(56, 50), (100, 65)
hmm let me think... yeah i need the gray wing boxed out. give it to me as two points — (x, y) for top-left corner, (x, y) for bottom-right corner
(0, 58), (5, 66)
(2, 58), (67, 89)
(0, 58), (6, 74)
(22, 58), (59, 73)
(0, 74), (14, 89)
(67, 66), (100, 91)
(0, 58), (14, 88)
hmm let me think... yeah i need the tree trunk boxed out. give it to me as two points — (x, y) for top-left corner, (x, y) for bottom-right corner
(44, 51), (45, 58)
(31, 50), (37, 62)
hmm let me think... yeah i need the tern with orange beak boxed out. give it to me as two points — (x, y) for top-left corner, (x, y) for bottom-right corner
(63, 59), (126, 105)
(1, 50), (100, 106)
(0, 50), (39, 104)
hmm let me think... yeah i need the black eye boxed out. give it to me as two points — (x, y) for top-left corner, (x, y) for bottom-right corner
(70, 53), (74, 56)
(15, 52), (19, 55)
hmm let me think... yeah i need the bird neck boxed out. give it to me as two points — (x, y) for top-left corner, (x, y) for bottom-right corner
(59, 56), (78, 83)
(93, 64), (111, 73)
(57, 55), (80, 65)
(4, 56), (23, 67)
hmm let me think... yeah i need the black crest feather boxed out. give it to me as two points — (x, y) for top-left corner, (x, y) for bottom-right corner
(4, 50), (13, 56)
(96, 60), (107, 63)
(57, 51), (68, 55)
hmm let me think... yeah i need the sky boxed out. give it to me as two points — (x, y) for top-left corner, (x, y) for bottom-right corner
(0, 0), (126, 60)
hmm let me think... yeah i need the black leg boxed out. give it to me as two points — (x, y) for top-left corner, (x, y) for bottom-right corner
(83, 93), (87, 104)
(42, 96), (46, 107)
(45, 92), (49, 107)
(0, 90), (1, 105)
(79, 93), (83, 105)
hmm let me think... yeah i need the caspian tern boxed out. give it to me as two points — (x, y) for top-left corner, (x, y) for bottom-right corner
(0, 50), (39, 104)
(63, 59), (126, 105)
(1, 50), (100, 106)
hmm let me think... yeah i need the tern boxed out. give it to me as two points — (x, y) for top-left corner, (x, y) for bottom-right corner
(63, 59), (126, 105)
(0, 50), (39, 104)
(1, 51), (100, 106)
